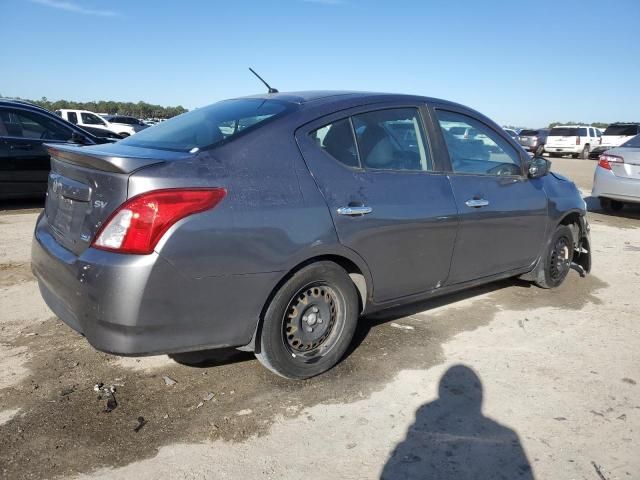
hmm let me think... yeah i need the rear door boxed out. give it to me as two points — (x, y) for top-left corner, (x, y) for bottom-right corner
(296, 104), (459, 303)
(431, 106), (548, 284)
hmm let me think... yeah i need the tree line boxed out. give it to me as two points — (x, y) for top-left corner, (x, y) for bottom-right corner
(12, 96), (188, 119)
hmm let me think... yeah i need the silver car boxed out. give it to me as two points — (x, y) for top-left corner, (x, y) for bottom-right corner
(593, 134), (640, 211)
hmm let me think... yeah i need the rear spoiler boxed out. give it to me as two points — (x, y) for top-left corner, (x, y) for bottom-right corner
(45, 143), (175, 174)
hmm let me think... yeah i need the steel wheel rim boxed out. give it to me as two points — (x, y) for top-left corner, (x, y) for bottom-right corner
(282, 283), (344, 361)
(549, 236), (570, 281)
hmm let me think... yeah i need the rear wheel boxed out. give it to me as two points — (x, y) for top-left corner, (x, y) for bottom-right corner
(255, 262), (359, 379)
(533, 225), (574, 289)
(580, 144), (590, 159)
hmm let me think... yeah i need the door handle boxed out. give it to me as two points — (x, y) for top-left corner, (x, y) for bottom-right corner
(10, 144), (33, 151)
(337, 206), (373, 216)
(465, 198), (490, 208)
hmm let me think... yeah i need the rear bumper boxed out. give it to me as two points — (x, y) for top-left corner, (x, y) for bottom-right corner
(547, 146), (581, 154)
(31, 213), (280, 355)
(592, 166), (640, 204)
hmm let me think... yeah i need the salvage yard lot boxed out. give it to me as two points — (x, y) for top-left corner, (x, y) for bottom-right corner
(1, 158), (639, 479)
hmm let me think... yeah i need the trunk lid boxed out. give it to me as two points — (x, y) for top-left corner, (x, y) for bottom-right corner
(44, 143), (187, 255)
(609, 147), (640, 180)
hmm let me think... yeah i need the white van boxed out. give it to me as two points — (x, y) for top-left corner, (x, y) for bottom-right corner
(546, 125), (600, 159)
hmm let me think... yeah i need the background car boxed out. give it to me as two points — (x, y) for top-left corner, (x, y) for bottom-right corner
(518, 128), (549, 156)
(592, 133), (640, 212)
(104, 115), (149, 135)
(591, 123), (640, 158)
(503, 128), (518, 139)
(0, 99), (108, 200)
(31, 91), (591, 380)
(78, 125), (124, 141)
(546, 125), (600, 159)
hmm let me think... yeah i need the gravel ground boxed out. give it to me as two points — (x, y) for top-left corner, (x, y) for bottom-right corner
(0, 157), (638, 479)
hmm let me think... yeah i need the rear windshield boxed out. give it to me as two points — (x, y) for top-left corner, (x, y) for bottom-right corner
(119, 98), (293, 152)
(603, 124), (639, 136)
(621, 134), (640, 148)
(519, 129), (539, 136)
(549, 127), (578, 136)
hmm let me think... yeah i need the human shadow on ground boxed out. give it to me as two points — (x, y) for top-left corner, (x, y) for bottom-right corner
(381, 365), (534, 480)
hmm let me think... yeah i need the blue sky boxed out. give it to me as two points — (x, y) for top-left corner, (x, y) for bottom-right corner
(2, 0), (639, 127)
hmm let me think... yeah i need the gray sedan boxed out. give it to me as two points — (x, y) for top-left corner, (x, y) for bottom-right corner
(31, 91), (591, 379)
(593, 134), (640, 211)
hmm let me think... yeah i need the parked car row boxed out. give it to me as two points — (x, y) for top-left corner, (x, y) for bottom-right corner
(56, 109), (148, 137)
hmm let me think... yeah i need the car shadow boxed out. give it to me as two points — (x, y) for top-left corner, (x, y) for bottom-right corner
(380, 364), (534, 480)
(584, 195), (640, 220)
(347, 279), (522, 357)
(169, 347), (254, 368)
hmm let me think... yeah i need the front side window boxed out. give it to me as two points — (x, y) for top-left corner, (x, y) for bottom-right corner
(0, 108), (72, 141)
(120, 98), (293, 152)
(81, 112), (106, 126)
(352, 108), (431, 171)
(436, 110), (522, 176)
(310, 119), (359, 168)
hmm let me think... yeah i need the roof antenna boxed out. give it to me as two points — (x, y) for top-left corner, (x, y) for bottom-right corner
(249, 67), (278, 94)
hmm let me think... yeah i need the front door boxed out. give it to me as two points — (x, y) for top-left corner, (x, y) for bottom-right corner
(297, 105), (459, 303)
(432, 108), (548, 284)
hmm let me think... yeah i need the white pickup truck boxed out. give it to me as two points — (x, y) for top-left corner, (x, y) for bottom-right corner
(55, 109), (139, 137)
(591, 123), (640, 157)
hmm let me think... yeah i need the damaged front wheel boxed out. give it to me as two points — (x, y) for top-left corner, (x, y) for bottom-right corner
(533, 225), (574, 289)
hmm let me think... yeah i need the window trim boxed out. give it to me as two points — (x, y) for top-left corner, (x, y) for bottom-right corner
(432, 107), (526, 179)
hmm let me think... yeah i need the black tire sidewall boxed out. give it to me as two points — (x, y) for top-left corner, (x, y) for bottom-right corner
(538, 225), (574, 288)
(257, 262), (359, 379)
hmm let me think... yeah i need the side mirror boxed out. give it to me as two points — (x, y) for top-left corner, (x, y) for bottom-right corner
(71, 132), (87, 145)
(528, 156), (550, 179)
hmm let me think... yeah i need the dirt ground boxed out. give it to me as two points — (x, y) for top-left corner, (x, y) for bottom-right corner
(0, 157), (639, 479)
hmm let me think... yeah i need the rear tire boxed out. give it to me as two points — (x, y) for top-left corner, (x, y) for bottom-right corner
(533, 225), (574, 289)
(255, 262), (359, 379)
(580, 144), (590, 159)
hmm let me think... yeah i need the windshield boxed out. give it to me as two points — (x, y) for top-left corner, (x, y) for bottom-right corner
(603, 125), (639, 136)
(119, 98), (293, 152)
(550, 127), (578, 136)
(621, 134), (640, 148)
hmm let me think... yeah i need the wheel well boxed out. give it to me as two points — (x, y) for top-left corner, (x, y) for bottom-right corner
(559, 212), (581, 247)
(242, 255), (368, 353)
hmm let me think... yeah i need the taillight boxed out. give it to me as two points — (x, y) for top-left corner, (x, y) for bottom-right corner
(92, 188), (226, 254)
(598, 154), (624, 171)
(576, 136), (580, 145)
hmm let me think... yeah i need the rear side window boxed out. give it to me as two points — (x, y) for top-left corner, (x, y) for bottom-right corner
(604, 124), (640, 136)
(120, 98), (293, 152)
(550, 127), (578, 136)
(0, 108), (73, 141)
(311, 119), (359, 168)
(352, 108), (431, 171)
(67, 112), (78, 124)
(436, 110), (522, 176)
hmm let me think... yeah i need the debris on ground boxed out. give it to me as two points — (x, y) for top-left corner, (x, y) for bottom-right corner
(133, 416), (147, 433)
(622, 377), (636, 385)
(162, 376), (177, 386)
(203, 392), (215, 402)
(195, 402), (204, 409)
(94, 383), (117, 412)
(389, 323), (415, 331)
(236, 409), (252, 416)
(591, 461), (609, 480)
(60, 386), (75, 397)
